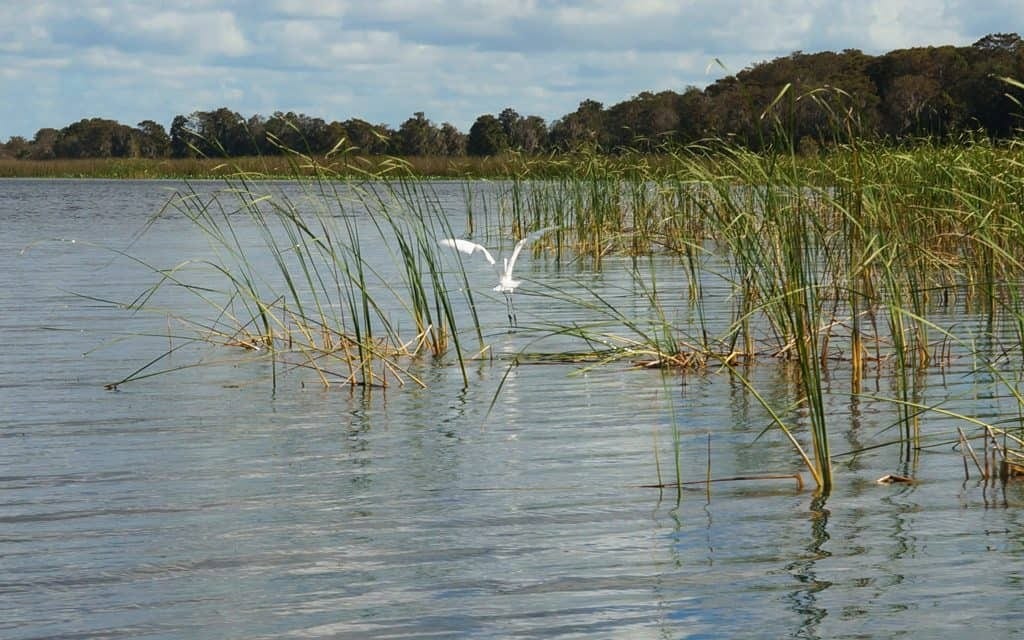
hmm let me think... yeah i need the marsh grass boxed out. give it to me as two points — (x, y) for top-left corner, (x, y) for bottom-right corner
(105, 150), (510, 391)
(96, 91), (1024, 491)
(0, 151), (647, 180)
(498, 123), (1024, 491)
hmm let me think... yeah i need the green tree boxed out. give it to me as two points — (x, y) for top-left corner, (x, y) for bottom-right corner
(30, 128), (59, 159)
(973, 32), (1023, 53)
(394, 112), (442, 156)
(676, 86), (711, 144)
(183, 108), (253, 156)
(54, 118), (136, 158)
(886, 75), (946, 135)
(263, 111), (304, 153)
(268, 112), (331, 154)
(704, 48), (882, 148)
(3, 136), (30, 159)
(467, 114), (509, 156)
(957, 34), (1024, 136)
(549, 99), (606, 150)
(518, 115), (549, 153)
(134, 120), (170, 157)
(497, 107), (548, 153)
(323, 120), (349, 153)
(341, 118), (392, 155)
(169, 114), (197, 158)
(299, 114), (330, 153)
(870, 45), (966, 138)
(438, 122), (467, 156)
(605, 91), (682, 151)
(497, 107), (521, 146)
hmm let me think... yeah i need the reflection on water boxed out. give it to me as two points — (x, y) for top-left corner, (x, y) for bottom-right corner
(3, 179), (1024, 638)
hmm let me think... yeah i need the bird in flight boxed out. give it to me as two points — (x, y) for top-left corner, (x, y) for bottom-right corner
(439, 226), (557, 327)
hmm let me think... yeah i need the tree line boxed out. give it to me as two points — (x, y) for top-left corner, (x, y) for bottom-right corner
(3, 33), (1023, 161)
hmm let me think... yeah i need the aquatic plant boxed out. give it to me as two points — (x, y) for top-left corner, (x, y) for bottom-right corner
(106, 149), (497, 391)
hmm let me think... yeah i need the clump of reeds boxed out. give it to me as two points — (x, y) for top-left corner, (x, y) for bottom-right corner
(956, 425), (1024, 483)
(488, 83), (1024, 492)
(105, 145), (501, 391)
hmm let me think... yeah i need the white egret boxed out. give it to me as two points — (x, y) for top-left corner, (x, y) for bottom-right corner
(439, 226), (558, 326)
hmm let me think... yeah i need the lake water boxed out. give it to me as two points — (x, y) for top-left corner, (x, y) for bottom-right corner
(3, 178), (1024, 639)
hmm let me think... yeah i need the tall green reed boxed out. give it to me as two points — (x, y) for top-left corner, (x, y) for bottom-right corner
(112, 145), (488, 390)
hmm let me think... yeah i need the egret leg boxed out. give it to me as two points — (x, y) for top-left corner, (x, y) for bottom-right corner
(505, 293), (517, 329)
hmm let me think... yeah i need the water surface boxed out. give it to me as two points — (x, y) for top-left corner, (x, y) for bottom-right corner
(3, 178), (1023, 639)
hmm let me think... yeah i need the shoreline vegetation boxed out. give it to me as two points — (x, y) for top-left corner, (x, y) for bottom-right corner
(2, 131), (1023, 181)
(0, 153), (615, 179)
(3, 33), (1022, 170)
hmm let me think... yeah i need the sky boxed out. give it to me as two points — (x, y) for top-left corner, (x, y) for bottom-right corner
(1, 1), (1021, 141)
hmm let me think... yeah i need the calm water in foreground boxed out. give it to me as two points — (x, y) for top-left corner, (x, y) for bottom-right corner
(3, 178), (1024, 639)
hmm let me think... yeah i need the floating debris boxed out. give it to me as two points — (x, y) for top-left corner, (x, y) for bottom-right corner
(876, 473), (915, 484)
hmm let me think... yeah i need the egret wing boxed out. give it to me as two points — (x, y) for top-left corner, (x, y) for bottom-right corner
(504, 226), (558, 278)
(438, 238), (496, 265)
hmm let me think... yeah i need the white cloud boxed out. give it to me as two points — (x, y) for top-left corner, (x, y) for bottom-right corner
(78, 46), (147, 72)
(103, 8), (251, 57)
(326, 30), (408, 63)
(861, 0), (964, 51)
(271, 0), (351, 18)
(0, 4), (58, 54)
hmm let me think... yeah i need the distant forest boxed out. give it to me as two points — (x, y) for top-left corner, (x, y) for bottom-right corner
(3, 33), (1023, 160)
